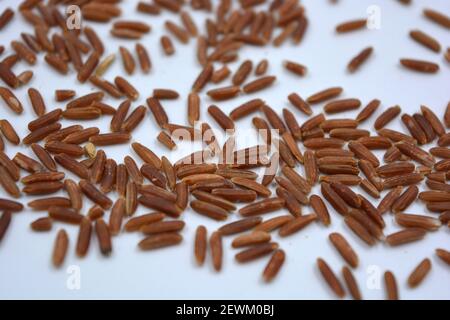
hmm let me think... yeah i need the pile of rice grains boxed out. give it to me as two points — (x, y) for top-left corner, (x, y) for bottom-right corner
(0, 0), (449, 300)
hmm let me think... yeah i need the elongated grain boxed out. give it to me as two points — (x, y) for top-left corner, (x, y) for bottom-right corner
(317, 258), (345, 298)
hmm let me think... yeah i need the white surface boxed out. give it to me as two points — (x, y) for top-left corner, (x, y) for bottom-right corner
(0, 0), (449, 300)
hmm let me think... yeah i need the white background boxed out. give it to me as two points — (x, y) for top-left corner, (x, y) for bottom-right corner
(0, 0), (449, 299)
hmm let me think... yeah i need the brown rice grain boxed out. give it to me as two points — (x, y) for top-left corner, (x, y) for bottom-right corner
(374, 105), (401, 130)
(408, 258), (431, 288)
(232, 231), (271, 248)
(243, 76), (276, 94)
(207, 85), (240, 101)
(11, 40), (36, 65)
(255, 59), (268, 75)
(321, 182), (349, 216)
(344, 215), (376, 246)
(165, 21), (189, 44)
(208, 105), (235, 130)
(348, 47), (373, 73)
(62, 107), (101, 120)
(89, 133), (130, 146)
(263, 249), (285, 282)
(400, 58), (439, 73)
(317, 258), (346, 298)
(84, 26), (104, 54)
(342, 266), (362, 300)
(0, 199), (22, 212)
(30, 143), (55, 171)
(0, 8), (14, 31)
(191, 190), (236, 212)
(324, 98), (361, 114)
(124, 213), (165, 232)
(89, 75), (123, 99)
(0, 62), (19, 88)
(47, 203), (82, 223)
(401, 114), (427, 145)
(17, 70), (33, 85)
(141, 220), (185, 235)
(210, 231), (222, 271)
(435, 249), (450, 265)
(230, 99), (264, 121)
(395, 213), (441, 231)
(95, 219), (112, 255)
(139, 194), (182, 217)
(79, 179), (112, 209)
(113, 20), (150, 33)
(66, 93), (102, 111)
(279, 214), (316, 237)
(232, 60), (253, 86)
(45, 141), (83, 158)
(391, 186), (419, 213)
(153, 89), (179, 100)
(125, 181), (138, 216)
(190, 200), (228, 221)
(110, 28), (143, 40)
(385, 228), (426, 246)
(263, 104), (287, 134)
(329, 232), (359, 268)
(147, 97), (171, 129)
(235, 242), (279, 263)
(194, 225), (207, 266)
(185, 92), (200, 125)
(52, 229), (68, 268)
(156, 131), (175, 150)
(420, 105), (445, 136)
(336, 19), (367, 33)
(304, 137), (345, 150)
(115, 76), (139, 100)
(377, 186), (403, 214)
(410, 30), (441, 52)
(0, 120), (19, 144)
(283, 60), (307, 77)
(77, 52), (99, 83)
(161, 36), (175, 55)
(64, 179), (82, 211)
(423, 8), (450, 29)
(44, 54), (68, 74)
(0, 211), (11, 242)
(63, 127), (99, 145)
(0, 166), (20, 197)
(30, 217), (52, 232)
(13, 152), (43, 173)
(384, 271), (399, 300)
(321, 119), (359, 132)
(211, 66), (231, 83)
(282, 109), (302, 140)
(273, 21), (297, 46)
(301, 113), (326, 132)
(287, 93), (312, 115)
(95, 54), (116, 77)
(239, 197), (285, 217)
(396, 141), (435, 167)
(419, 190), (450, 202)
(132, 142), (162, 168)
(75, 218), (92, 257)
(218, 217), (262, 235)
(0, 87), (23, 114)
(55, 90), (75, 102)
